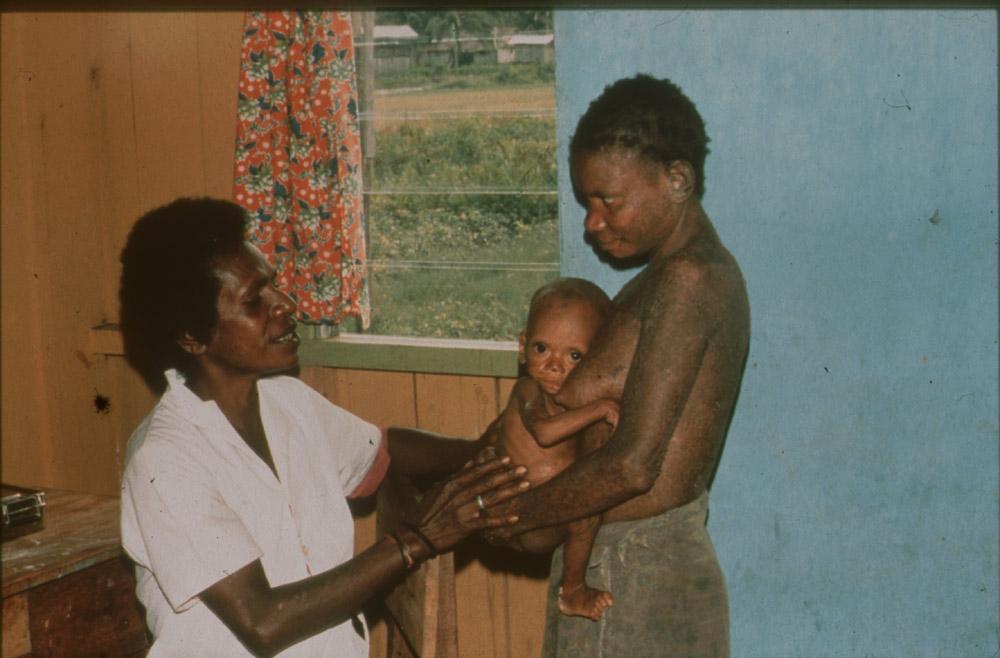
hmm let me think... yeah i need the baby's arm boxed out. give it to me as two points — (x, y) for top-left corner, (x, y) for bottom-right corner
(521, 392), (619, 448)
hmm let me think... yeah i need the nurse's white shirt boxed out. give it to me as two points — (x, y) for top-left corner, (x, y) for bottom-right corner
(121, 369), (385, 657)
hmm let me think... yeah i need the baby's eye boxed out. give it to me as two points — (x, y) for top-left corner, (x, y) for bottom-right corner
(533, 342), (547, 354)
(601, 196), (616, 206)
(570, 351), (583, 361)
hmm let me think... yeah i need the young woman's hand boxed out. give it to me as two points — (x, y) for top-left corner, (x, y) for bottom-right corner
(403, 457), (529, 556)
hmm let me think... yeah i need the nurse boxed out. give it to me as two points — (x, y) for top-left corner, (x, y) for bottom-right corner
(118, 197), (528, 657)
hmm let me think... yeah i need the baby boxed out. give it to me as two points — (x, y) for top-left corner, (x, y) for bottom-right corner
(491, 277), (618, 621)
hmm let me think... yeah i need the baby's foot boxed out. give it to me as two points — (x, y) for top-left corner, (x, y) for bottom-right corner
(558, 584), (614, 621)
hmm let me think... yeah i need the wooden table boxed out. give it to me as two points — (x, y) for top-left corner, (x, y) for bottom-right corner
(2, 489), (148, 657)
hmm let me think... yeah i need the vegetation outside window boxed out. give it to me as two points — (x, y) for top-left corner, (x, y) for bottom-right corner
(351, 9), (559, 341)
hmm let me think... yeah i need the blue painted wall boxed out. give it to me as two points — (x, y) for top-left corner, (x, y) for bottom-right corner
(555, 10), (998, 657)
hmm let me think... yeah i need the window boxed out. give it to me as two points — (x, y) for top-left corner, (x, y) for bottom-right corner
(351, 10), (558, 341)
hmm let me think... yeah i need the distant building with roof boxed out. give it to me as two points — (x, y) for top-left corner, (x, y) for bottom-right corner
(369, 25), (556, 74)
(373, 25), (419, 41)
(496, 33), (554, 64)
(372, 25), (420, 74)
(423, 35), (496, 68)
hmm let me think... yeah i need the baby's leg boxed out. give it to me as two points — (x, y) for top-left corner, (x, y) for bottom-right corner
(506, 526), (565, 554)
(558, 515), (614, 621)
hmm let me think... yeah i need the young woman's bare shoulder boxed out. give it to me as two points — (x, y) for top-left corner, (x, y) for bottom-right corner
(643, 252), (714, 299)
(641, 249), (743, 327)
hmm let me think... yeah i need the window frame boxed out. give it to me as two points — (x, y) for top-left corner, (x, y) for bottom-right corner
(325, 10), (558, 363)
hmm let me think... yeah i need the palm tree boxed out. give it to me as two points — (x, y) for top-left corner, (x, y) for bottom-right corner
(422, 11), (461, 68)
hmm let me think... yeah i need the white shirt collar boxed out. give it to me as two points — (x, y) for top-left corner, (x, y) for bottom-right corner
(162, 368), (229, 429)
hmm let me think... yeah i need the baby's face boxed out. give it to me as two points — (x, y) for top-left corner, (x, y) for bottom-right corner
(519, 299), (603, 395)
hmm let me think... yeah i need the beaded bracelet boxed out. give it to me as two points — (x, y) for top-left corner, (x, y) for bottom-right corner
(385, 531), (416, 570)
(398, 522), (438, 558)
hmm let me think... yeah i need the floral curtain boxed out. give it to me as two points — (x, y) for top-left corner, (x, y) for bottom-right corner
(233, 10), (370, 328)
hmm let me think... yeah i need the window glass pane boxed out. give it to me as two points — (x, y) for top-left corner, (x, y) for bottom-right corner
(358, 10), (558, 341)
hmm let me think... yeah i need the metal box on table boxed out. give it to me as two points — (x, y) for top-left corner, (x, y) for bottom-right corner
(2, 485), (46, 541)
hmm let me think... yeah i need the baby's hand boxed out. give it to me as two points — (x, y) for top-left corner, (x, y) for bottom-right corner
(602, 400), (620, 429)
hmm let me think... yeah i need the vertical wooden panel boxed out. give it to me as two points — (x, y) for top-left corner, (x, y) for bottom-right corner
(91, 12), (143, 323)
(413, 373), (498, 438)
(91, 357), (159, 487)
(2, 12), (138, 494)
(195, 11), (243, 199)
(2, 593), (31, 657)
(413, 373), (505, 658)
(301, 367), (417, 429)
(497, 377), (516, 412)
(93, 11), (242, 321)
(1, 12), (56, 489)
(128, 12), (207, 206)
(500, 560), (550, 658)
(1, 10), (244, 496)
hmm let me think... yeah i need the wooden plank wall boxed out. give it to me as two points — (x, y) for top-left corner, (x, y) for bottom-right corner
(2, 11), (243, 496)
(1, 12), (549, 658)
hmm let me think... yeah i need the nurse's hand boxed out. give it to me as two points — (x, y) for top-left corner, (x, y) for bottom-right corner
(398, 457), (528, 558)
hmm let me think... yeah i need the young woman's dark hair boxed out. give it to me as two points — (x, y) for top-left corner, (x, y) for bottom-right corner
(119, 197), (248, 389)
(570, 74), (711, 199)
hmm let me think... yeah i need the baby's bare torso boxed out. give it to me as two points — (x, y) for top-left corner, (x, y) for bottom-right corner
(496, 385), (578, 487)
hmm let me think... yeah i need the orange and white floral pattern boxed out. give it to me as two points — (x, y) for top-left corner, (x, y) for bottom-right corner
(233, 10), (369, 327)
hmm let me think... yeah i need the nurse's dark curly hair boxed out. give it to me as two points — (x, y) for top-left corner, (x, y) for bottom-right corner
(119, 197), (247, 389)
(570, 74), (711, 199)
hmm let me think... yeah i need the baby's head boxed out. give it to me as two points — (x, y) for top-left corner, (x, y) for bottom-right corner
(519, 278), (612, 395)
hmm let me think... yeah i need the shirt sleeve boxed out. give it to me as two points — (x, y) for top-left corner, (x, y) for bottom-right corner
(295, 380), (385, 497)
(122, 440), (262, 612)
(348, 427), (390, 499)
